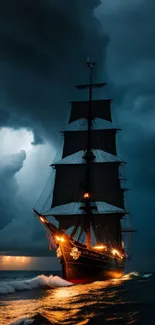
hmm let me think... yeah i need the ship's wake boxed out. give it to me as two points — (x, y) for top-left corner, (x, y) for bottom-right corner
(0, 272), (152, 295)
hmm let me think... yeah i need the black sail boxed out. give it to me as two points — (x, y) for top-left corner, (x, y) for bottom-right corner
(69, 100), (112, 123)
(62, 129), (117, 158)
(52, 162), (124, 209)
(54, 214), (84, 230)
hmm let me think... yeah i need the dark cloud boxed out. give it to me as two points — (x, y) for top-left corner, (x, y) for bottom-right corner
(96, 0), (155, 271)
(0, 0), (107, 143)
(0, 0), (108, 258)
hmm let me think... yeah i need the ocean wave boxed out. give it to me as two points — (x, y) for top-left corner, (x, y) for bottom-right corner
(0, 272), (153, 295)
(10, 317), (34, 325)
(122, 271), (152, 281)
(9, 313), (53, 325)
(122, 271), (140, 280)
(0, 274), (73, 295)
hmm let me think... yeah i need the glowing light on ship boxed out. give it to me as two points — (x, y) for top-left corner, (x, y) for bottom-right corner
(83, 192), (90, 199)
(40, 216), (45, 223)
(111, 248), (124, 259)
(93, 245), (107, 250)
(55, 236), (65, 242)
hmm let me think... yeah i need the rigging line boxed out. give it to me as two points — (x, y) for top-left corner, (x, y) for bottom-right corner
(34, 170), (54, 209)
(106, 227), (118, 248)
(105, 225), (119, 248)
(52, 136), (64, 164)
(99, 225), (112, 247)
(81, 231), (85, 244)
(103, 224), (114, 244)
(90, 222), (97, 245)
(79, 118), (87, 127)
(41, 191), (53, 213)
(78, 226), (84, 242)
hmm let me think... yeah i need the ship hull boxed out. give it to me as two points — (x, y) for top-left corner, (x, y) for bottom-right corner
(57, 237), (125, 284)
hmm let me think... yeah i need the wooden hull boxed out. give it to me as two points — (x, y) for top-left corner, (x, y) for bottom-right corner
(33, 212), (125, 284)
(57, 236), (125, 284)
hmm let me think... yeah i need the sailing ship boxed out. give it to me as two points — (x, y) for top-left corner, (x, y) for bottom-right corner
(34, 61), (134, 284)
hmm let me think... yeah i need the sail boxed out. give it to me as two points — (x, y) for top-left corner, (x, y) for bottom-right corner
(54, 149), (120, 165)
(42, 201), (125, 216)
(69, 100), (112, 123)
(62, 129), (117, 158)
(52, 162), (124, 209)
(54, 215), (83, 230)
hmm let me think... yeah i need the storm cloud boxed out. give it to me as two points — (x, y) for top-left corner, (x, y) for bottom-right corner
(0, 0), (107, 143)
(0, 0), (107, 260)
(96, 0), (155, 271)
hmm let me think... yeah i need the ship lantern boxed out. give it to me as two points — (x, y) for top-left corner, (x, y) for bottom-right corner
(83, 192), (90, 199)
(40, 216), (45, 223)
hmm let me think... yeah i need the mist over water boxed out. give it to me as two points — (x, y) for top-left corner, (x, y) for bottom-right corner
(0, 271), (154, 325)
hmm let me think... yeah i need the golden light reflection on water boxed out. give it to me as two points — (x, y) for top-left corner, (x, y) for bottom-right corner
(0, 275), (140, 325)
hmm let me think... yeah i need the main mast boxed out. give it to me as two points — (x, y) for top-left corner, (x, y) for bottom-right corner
(83, 61), (95, 247)
(75, 60), (106, 247)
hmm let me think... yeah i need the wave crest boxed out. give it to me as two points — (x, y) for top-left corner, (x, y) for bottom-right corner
(0, 274), (73, 295)
(122, 272), (152, 281)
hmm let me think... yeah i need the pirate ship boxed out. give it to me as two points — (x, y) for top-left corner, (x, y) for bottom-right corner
(34, 61), (134, 284)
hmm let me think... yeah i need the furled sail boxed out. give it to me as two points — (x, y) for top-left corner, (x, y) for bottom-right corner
(62, 129), (117, 158)
(69, 100), (112, 123)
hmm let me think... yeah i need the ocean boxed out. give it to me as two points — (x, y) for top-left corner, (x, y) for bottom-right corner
(0, 271), (154, 325)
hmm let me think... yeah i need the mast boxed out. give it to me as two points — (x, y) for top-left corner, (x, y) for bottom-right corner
(84, 60), (95, 247)
(70, 59), (106, 247)
(76, 60), (105, 247)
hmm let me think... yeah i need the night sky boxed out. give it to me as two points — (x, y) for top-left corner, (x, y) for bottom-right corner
(0, 0), (155, 271)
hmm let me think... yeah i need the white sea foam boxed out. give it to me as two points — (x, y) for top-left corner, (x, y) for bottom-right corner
(122, 271), (140, 280)
(0, 274), (73, 295)
(122, 271), (152, 281)
(142, 273), (152, 278)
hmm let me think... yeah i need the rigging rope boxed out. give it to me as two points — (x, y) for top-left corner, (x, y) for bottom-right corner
(34, 170), (54, 210)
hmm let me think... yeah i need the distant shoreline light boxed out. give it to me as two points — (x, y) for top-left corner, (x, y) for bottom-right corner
(1, 255), (30, 264)
(0, 256), (61, 271)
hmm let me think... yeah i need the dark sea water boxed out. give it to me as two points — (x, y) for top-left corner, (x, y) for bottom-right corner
(0, 271), (154, 325)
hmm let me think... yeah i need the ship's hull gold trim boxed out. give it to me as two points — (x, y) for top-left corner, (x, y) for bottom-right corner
(57, 236), (125, 284)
